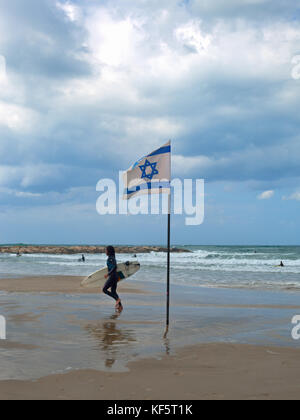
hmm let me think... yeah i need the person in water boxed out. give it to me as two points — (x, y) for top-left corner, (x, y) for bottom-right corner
(280, 261), (284, 267)
(82, 254), (85, 262)
(103, 246), (123, 312)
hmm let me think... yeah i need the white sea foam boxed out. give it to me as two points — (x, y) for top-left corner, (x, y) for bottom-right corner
(1, 246), (300, 291)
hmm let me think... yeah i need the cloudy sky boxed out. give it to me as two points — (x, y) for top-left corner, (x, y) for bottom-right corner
(0, 0), (300, 245)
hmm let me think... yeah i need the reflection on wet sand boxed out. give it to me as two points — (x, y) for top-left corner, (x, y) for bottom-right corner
(85, 313), (136, 368)
(164, 336), (171, 356)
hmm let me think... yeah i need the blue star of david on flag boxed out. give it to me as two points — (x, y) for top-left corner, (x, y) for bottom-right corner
(139, 159), (159, 181)
(123, 141), (171, 200)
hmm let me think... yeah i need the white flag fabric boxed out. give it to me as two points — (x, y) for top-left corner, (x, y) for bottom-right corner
(123, 141), (171, 200)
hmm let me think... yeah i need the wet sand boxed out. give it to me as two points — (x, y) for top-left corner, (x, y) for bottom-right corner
(0, 276), (147, 295)
(1, 277), (300, 400)
(1, 343), (300, 400)
(1, 276), (299, 311)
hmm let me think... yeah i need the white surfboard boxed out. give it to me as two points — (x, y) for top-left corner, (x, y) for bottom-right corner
(81, 261), (141, 289)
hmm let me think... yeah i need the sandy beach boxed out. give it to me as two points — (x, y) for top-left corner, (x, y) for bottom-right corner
(1, 276), (300, 400)
(1, 343), (300, 400)
(0, 276), (147, 295)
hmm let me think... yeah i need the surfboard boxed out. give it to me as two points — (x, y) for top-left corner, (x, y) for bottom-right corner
(81, 261), (141, 289)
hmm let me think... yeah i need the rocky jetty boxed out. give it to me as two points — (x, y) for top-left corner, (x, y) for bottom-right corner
(0, 245), (191, 255)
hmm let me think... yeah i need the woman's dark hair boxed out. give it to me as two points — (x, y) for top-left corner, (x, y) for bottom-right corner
(106, 246), (115, 257)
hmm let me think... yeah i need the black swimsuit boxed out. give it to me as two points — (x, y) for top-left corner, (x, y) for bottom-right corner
(103, 256), (119, 301)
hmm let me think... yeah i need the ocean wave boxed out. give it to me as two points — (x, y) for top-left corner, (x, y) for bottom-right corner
(2, 246), (300, 291)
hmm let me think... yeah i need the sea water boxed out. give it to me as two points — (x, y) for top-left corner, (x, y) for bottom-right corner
(1, 245), (300, 291)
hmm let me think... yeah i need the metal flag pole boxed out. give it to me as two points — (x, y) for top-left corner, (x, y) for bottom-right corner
(164, 144), (172, 338)
(166, 192), (171, 331)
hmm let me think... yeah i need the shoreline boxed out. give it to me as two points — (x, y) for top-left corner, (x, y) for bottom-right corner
(1, 276), (300, 311)
(1, 342), (300, 400)
(0, 276), (149, 295)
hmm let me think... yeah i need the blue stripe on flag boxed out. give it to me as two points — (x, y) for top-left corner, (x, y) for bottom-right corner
(148, 145), (171, 157)
(124, 181), (171, 197)
(132, 145), (171, 169)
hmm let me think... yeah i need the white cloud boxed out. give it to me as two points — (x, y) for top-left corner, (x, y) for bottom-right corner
(0, 55), (38, 133)
(0, 167), (21, 187)
(85, 9), (145, 68)
(15, 191), (42, 198)
(0, 187), (42, 198)
(56, 1), (81, 22)
(0, 101), (38, 132)
(64, 8), (300, 112)
(124, 117), (182, 140)
(257, 190), (274, 200)
(0, 55), (6, 84)
(175, 20), (212, 53)
(173, 154), (214, 176)
(283, 192), (300, 201)
(0, 164), (65, 189)
(291, 55), (300, 80)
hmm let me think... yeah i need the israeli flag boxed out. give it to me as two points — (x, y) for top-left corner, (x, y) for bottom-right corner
(123, 141), (171, 200)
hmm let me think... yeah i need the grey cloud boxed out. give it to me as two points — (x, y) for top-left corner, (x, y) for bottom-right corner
(189, 0), (299, 22)
(0, 0), (91, 79)
(173, 135), (300, 183)
(0, 0), (299, 207)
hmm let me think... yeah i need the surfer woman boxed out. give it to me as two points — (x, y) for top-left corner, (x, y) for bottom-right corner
(103, 246), (123, 312)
